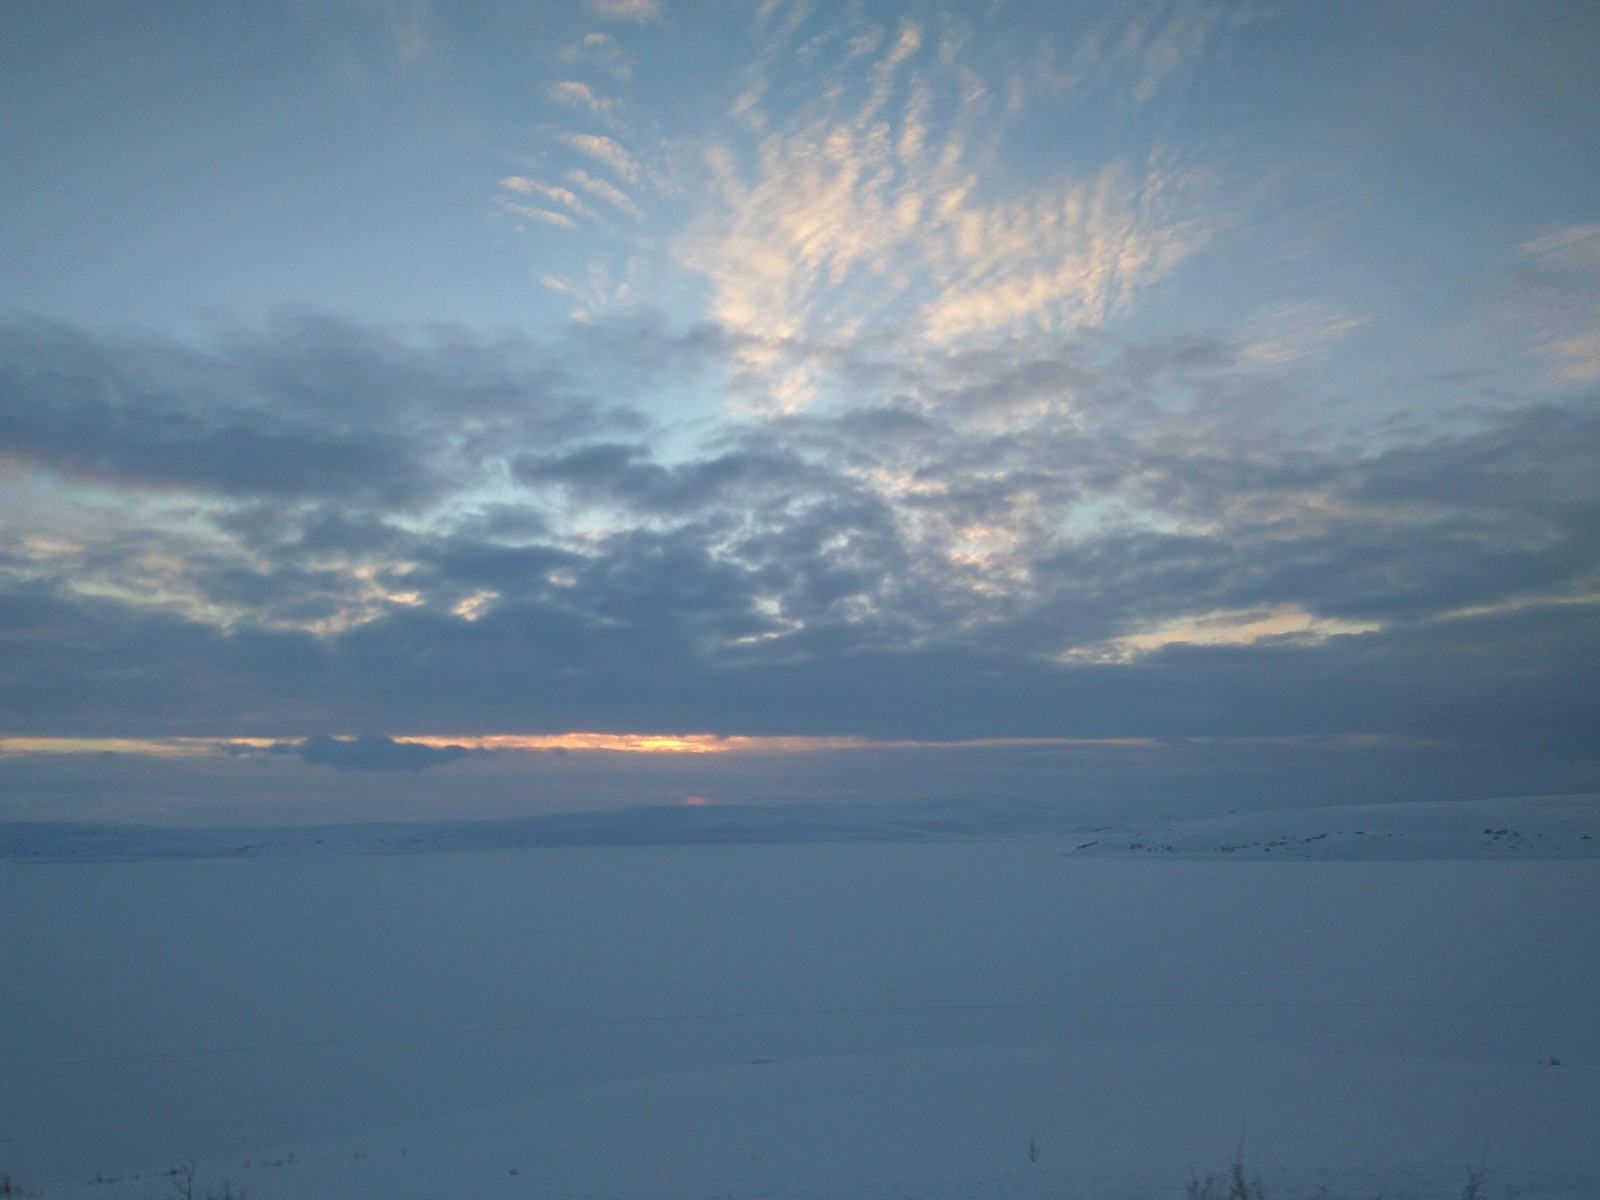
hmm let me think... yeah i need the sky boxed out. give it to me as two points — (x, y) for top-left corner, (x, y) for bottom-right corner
(1, 0), (1598, 825)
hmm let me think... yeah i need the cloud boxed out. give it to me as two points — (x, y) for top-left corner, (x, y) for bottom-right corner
(560, 32), (634, 80)
(1, 313), (1596, 788)
(1062, 2), (1235, 105)
(560, 132), (642, 184)
(499, 176), (596, 223)
(513, 441), (812, 514)
(394, 0), (430, 63)
(498, 199), (577, 228)
(0, 314), (634, 634)
(566, 168), (643, 219)
(550, 80), (624, 126)
(587, 0), (663, 22)
(0, 317), (428, 504)
(0, 314), (609, 507)
(1122, 3), (1230, 103)
(1060, 606), (1381, 664)
(682, 12), (1212, 410)
(1240, 301), (1365, 364)
(296, 734), (469, 771)
(915, 160), (1207, 345)
(1516, 221), (1600, 384)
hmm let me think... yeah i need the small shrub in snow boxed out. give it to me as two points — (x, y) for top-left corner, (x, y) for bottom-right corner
(1187, 1157), (1264, 1200)
(162, 1163), (244, 1200)
(1187, 1160), (1499, 1200)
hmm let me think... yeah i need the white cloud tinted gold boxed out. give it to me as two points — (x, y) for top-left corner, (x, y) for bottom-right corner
(500, 176), (597, 223)
(1060, 606), (1382, 665)
(498, 199), (576, 229)
(566, 168), (644, 220)
(684, 11), (1211, 410)
(560, 132), (643, 184)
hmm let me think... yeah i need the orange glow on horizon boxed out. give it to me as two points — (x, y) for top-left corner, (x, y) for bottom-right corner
(0, 732), (1160, 758)
(0, 736), (279, 758)
(402, 732), (1160, 754)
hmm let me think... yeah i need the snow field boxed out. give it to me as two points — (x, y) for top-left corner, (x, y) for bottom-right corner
(3, 831), (1597, 1198)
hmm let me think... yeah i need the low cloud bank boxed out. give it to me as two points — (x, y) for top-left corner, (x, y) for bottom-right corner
(294, 735), (469, 772)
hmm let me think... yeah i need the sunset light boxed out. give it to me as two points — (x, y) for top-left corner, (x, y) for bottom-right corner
(3, 3), (1597, 1196)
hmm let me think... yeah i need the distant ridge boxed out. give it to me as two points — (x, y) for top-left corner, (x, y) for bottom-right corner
(2, 794), (1595, 863)
(0, 795), (1086, 863)
(1066, 794), (1600, 861)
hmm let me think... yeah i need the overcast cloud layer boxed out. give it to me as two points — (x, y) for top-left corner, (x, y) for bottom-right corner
(2, 0), (1597, 821)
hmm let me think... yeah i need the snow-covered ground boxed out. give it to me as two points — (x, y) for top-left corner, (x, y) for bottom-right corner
(2, 797), (1597, 1199)
(1068, 795), (1600, 861)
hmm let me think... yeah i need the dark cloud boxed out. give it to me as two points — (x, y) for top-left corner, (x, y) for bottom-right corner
(6, 567), (1594, 772)
(295, 734), (469, 771)
(2, 314), (1597, 802)
(0, 314), (618, 505)
(514, 442), (812, 514)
